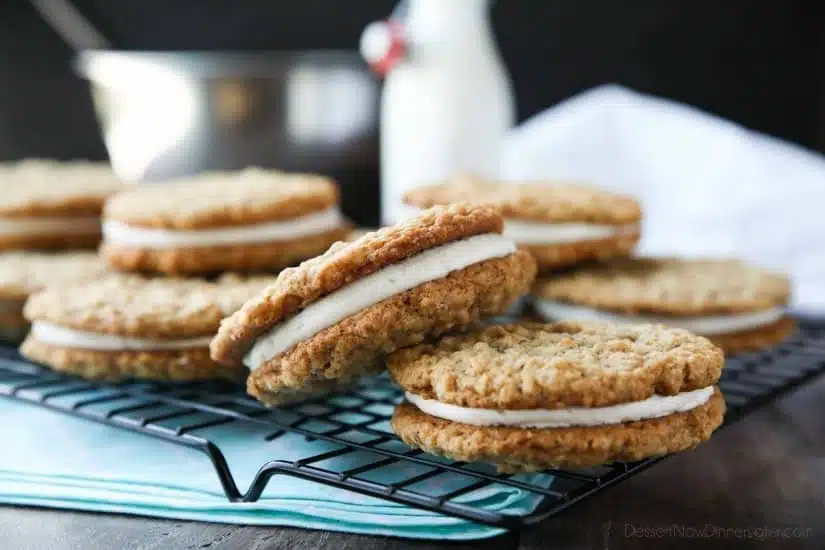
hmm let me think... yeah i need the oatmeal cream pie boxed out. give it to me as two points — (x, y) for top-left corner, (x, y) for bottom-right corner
(211, 203), (537, 406)
(101, 168), (351, 274)
(532, 258), (794, 354)
(0, 251), (108, 342)
(403, 175), (641, 271)
(390, 322), (725, 472)
(0, 159), (122, 250)
(21, 275), (241, 381)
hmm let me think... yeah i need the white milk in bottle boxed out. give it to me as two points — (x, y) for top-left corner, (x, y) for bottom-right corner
(361, 0), (515, 224)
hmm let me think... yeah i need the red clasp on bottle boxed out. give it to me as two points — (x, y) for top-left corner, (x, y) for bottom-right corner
(360, 19), (407, 76)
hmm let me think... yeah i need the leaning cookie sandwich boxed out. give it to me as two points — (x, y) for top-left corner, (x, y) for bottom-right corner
(211, 203), (537, 405)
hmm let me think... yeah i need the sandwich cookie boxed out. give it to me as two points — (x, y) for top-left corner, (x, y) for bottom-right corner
(0, 252), (108, 342)
(532, 258), (794, 354)
(404, 175), (641, 272)
(211, 203), (537, 406)
(389, 322), (725, 472)
(21, 276), (241, 381)
(0, 159), (122, 250)
(102, 168), (351, 274)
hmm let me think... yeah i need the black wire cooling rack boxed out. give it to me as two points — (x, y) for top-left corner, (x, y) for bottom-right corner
(1, 320), (824, 530)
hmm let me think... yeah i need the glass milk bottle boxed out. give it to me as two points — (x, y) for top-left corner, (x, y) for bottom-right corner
(361, 0), (515, 224)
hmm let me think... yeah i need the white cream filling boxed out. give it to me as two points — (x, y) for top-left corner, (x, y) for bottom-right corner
(532, 298), (784, 336)
(31, 321), (212, 351)
(102, 207), (345, 249)
(0, 217), (100, 237)
(244, 233), (517, 370)
(406, 386), (714, 428)
(503, 219), (637, 245)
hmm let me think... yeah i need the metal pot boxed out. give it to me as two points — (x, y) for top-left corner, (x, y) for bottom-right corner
(75, 50), (381, 225)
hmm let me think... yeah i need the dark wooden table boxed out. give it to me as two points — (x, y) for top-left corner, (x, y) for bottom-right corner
(1, 375), (823, 550)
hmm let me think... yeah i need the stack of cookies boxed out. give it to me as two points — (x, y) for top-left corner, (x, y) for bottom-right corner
(10, 162), (788, 472)
(18, 167), (356, 380)
(373, 174), (795, 469)
(0, 159), (122, 341)
(209, 203), (729, 470)
(0, 159), (121, 251)
(403, 174), (794, 354)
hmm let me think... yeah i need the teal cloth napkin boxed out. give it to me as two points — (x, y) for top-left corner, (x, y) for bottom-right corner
(0, 383), (552, 540)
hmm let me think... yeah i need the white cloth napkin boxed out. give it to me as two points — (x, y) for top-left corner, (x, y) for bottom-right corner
(502, 84), (825, 315)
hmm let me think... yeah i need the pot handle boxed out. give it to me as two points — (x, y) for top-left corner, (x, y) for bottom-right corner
(28, 0), (111, 50)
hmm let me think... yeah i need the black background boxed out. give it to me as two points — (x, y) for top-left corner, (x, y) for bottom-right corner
(1, 0), (824, 162)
